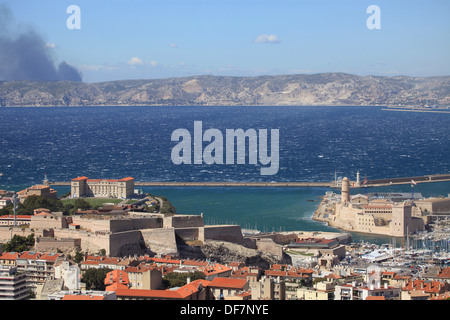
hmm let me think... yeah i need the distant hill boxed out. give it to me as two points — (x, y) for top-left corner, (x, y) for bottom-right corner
(0, 73), (449, 107)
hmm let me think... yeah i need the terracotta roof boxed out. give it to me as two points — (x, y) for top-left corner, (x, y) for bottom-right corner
(402, 279), (448, 294)
(0, 215), (32, 219)
(208, 277), (248, 290)
(38, 253), (63, 261)
(105, 270), (130, 285)
(437, 267), (450, 279)
(0, 252), (20, 260)
(119, 177), (134, 181)
(366, 296), (385, 300)
(72, 176), (88, 181)
(18, 251), (41, 260)
(113, 279), (209, 300)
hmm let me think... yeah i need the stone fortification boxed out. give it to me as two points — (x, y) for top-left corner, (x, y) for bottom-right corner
(5, 212), (245, 257)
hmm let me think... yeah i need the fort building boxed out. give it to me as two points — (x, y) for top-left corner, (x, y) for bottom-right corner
(17, 184), (58, 203)
(324, 177), (426, 237)
(71, 176), (135, 199)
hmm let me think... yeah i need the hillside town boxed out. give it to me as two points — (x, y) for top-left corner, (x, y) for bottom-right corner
(0, 178), (449, 301)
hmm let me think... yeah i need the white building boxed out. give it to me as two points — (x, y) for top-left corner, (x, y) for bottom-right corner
(54, 260), (81, 291)
(0, 266), (29, 300)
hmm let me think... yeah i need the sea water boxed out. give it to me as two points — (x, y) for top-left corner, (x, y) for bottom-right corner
(0, 105), (449, 243)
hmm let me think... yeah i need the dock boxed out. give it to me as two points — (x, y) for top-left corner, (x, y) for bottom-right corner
(49, 173), (450, 188)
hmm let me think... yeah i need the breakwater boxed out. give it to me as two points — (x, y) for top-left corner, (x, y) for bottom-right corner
(49, 173), (450, 188)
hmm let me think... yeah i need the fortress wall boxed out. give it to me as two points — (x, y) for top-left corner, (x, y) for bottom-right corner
(53, 228), (111, 255)
(34, 237), (81, 252)
(163, 215), (204, 228)
(30, 215), (65, 229)
(0, 227), (33, 242)
(200, 225), (244, 244)
(141, 228), (178, 255)
(109, 230), (144, 257)
(109, 218), (162, 233)
(415, 198), (450, 214)
(70, 216), (162, 233)
(254, 238), (283, 257)
(174, 228), (200, 241)
(70, 217), (112, 232)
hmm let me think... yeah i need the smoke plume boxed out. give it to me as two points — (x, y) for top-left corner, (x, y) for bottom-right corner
(0, 5), (82, 82)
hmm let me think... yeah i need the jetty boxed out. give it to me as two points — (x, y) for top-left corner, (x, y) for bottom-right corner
(49, 173), (450, 188)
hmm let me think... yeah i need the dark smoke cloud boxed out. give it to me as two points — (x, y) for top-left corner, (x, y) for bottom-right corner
(0, 5), (82, 82)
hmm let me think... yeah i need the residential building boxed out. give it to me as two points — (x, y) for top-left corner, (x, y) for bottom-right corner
(123, 266), (162, 290)
(110, 279), (213, 300)
(401, 279), (450, 300)
(251, 276), (285, 300)
(54, 260), (81, 290)
(334, 280), (401, 300)
(2, 251), (65, 293)
(0, 215), (32, 227)
(208, 277), (250, 300)
(297, 279), (336, 300)
(48, 290), (117, 300)
(0, 266), (29, 300)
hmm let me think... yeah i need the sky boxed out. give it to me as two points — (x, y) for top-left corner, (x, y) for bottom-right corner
(1, 0), (449, 83)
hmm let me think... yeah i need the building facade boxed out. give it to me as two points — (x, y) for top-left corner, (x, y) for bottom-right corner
(0, 266), (29, 300)
(71, 176), (135, 199)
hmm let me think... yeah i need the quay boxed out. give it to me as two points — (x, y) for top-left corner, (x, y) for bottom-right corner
(48, 173), (450, 188)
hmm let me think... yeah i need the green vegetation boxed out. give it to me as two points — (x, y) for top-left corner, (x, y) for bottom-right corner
(145, 194), (176, 215)
(61, 197), (122, 208)
(0, 195), (64, 216)
(2, 234), (35, 252)
(162, 271), (205, 289)
(81, 268), (112, 291)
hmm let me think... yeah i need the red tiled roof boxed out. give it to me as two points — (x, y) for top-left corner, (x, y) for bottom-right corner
(0, 215), (32, 219)
(402, 279), (448, 294)
(438, 267), (450, 279)
(0, 252), (20, 260)
(119, 177), (134, 181)
(208, 277), (248, 290)
(18, 251), (41, 260)
(38, 253), (63, 261)
(113, 279), (209, 300)
(105, 270), (130, 285)
(72, 176), (88, 181)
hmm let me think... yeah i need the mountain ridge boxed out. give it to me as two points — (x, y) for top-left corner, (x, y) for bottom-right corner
(1, 72), (449, 107)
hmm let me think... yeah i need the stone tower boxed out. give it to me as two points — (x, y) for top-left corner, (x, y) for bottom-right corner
(341, 177), (350, 203)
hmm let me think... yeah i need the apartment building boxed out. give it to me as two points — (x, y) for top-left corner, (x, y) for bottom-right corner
(0, 266), (29, 300)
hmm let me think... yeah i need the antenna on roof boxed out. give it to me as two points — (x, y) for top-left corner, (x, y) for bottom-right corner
(12, 193), (19, 228)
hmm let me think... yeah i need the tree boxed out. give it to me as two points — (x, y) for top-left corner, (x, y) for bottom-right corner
(74, 199), (91, 210)
(73, 247), (84, 264)
(2, 234), (35, 252)
(81, 268), (112, 291)
(162, 271), (205, 288)
(21, 195), (63, 213)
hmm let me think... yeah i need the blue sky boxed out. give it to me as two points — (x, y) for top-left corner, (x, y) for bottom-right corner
(2, 0), (450, 82)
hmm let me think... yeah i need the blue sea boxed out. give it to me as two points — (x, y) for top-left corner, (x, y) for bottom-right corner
(0, 106), (449, 243)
